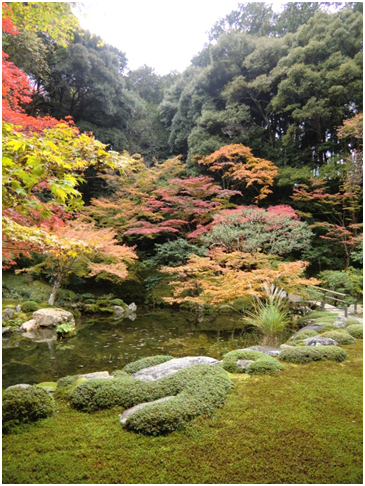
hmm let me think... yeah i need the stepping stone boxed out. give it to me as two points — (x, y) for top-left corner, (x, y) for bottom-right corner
(304, 336), (338, 346)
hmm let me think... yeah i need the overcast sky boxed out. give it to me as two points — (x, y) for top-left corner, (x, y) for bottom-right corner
(75, 1), (285, 75)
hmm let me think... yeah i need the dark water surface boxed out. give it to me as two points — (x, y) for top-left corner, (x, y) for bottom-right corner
(2, 309), (261, 388)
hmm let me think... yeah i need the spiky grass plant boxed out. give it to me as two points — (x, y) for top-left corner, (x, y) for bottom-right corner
(242, 284), (291, 346)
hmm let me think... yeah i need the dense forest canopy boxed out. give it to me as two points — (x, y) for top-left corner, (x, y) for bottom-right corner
(2, 2), (363, 306)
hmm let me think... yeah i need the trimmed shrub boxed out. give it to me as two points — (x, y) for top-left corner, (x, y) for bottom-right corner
(112, 370), (129, 378)
(320, 331), (356, 345)
(221, 349), (281, 374)
(278, 346), (347, 364)
(247, 360), (282, 375)
(69, 364), (233, 436)
(21, 301), (40, 313)
(110, 299), (125, 306)
(56, 375), (80, 388)
(123, 355), (174, 375)
(291, 329), (318, 341)
(346, 324), (363, 339)
(2, 386), (55, 433)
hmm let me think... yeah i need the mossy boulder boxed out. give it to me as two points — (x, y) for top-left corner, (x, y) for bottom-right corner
(320, 330), (356, 345)
(221, 349), (282, 374)
(123, 355), (174, 375)
(2, 385), (55, 433)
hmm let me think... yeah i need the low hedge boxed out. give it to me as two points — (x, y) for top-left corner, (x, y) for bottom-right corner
(320, 330), (356, 345)
(278, 346), (347, 364)
(346, 324), (363, 339)
(123, 355), (174, 375)
(2, 386), (55, 433)
(221, 349), (282, 374)
(69, 364), (233, 435)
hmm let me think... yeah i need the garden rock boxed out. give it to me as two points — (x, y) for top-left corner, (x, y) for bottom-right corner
(296, 324), (325, 334)
(15, 305), (21, 312)
(78, 371), (113, 380)
(333, 320), (347, 329)
(304, 336), (338, 346)
(243, 346), (282, 356)
(236, 359), (255, 369)
(131, 356), (220, 381)
(2, 327), (12, 334)
(3, 308), (15, 319)
(127, 302), (137, 313)
(32, 308), (75, 327)
(119, 396), (175, 426)
(20, 319), (38, 332)
(114, 306), (124, 318)
(280, 344), (296, 349)
(6, 383), (32, 390)
(22, 328), (57, 343)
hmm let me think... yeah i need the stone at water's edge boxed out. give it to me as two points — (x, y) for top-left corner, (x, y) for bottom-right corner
(32, 308), (75, 328)
(131, 356), (220, 381)
(78, 371), (113, 380)
(20, 319), (38, 332)
(21, 328), (57, 343)
(243, 346), (282, 356)
(304, 336), (338, 346)
(119, 396), (175, 426)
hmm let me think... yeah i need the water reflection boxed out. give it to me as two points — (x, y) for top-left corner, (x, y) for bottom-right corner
(2, 309), (261, 388)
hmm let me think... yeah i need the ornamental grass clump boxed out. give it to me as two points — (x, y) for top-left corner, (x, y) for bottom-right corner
(320, 330), (356, 345)
(346, 324), (363, 339)
(242, 284), (290, 346)
(2, 386), (55, 433)
(278, 345), (347, 364)
(122, 355), (173, 375)
(221, 349), (282, 374)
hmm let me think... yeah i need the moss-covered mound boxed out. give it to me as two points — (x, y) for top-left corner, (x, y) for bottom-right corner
(69, 364), (232, 435)
(2, 386), (55, 433)
(320, 330), (356, 345)
(122, 355), (174, 375)
(56, 374), (80, 388)
(290, 329), (318, 342)
(221, 349), (282, 374)
(278, 345), (347, 364)
(346, 324), (363, 339)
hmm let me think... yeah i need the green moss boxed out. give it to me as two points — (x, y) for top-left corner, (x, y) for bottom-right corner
(320, 330), (356, 345)
(291, 329), (318, 341)
(110, 299), (125, 306)
(123, 355), (174, 375)
(99, 307), (115, 314)
(278, 345), (347, 364)
(346, 324), (363, 339)
(36, 382), (58, 392)
(111, 370), (130, 378)
(2, 386), (55, 433)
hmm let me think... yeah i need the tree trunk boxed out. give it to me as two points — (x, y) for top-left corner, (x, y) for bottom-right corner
(48, 273), (63, 306)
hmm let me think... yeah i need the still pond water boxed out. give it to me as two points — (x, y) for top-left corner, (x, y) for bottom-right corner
(2, 308), (262, 389)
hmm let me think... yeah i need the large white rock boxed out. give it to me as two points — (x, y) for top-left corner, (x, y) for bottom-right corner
(131, 356), (220, 381)
(32, 308), (75, 327)
(20, 319), (38, 332)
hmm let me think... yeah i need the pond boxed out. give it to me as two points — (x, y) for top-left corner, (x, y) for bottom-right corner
(2, 308), (263, 389)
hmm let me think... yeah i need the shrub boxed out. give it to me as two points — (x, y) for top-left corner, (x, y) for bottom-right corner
(21, 301), (40, 313)
(346, 324), (363, 339)
(247, 360), (282, 375)
(110, 299), (125, 306)
(2, 386), (55, 433)
(57, 375), (80, 388)
(320, 331), (356, 345)
(112, 370), (130, 378)
(221, 349), (281, 374)
(123, 355), (174, 375)
(69, 364), (233, 436)
(291, 329), (318, 341)
(278, 346), (347, 364)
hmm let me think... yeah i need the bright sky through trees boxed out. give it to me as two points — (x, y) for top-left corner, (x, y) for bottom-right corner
(75, 1), (286, 74)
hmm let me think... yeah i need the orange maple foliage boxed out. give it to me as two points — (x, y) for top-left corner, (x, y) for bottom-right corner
(197, 144), (278, 202)
(162, 249), (319, 306)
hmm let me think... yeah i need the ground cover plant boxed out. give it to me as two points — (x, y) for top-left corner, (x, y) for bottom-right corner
(2, 342), (362, 484)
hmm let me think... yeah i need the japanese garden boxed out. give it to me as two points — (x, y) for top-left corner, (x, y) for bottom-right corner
(2, 2), (363, 484)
